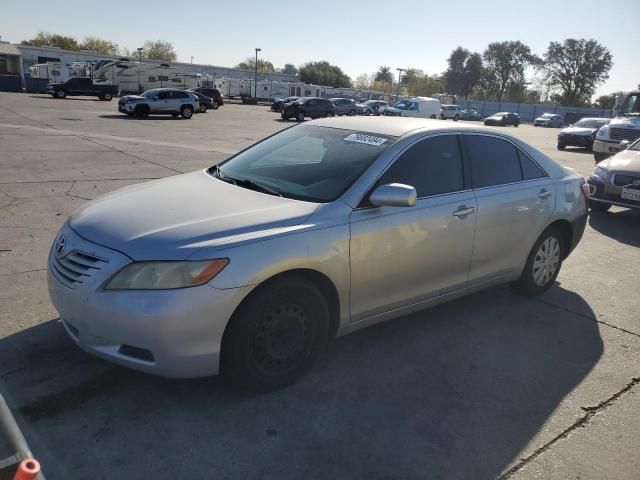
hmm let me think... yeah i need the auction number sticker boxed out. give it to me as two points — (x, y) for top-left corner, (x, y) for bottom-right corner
(344, 133), (388, 147)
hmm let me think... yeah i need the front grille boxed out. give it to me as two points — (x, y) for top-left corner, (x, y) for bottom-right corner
(51, 250), (108, 288)
(613, 174), (640, 187)
(609, 128), (640, 142)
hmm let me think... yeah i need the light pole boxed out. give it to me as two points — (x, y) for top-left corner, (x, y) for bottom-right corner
(395, 68), (405, 103)
(190, 56), (194, 64)
(254, 48), (261, 99)
(137, 47), (143, 93)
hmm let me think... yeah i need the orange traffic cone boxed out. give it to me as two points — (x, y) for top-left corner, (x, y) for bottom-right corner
(13, 459), (40, 480)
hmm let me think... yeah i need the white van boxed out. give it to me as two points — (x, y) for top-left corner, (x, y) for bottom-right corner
(383, 96), (442, 119)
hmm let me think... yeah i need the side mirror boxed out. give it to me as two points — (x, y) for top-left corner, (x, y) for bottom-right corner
(369, 183), (417, 207)
(619, 140), (631, 150)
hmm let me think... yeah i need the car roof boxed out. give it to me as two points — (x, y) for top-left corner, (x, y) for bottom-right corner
(309, 116), (515, 137)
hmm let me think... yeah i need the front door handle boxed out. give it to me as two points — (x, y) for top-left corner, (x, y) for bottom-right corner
(453, 206), (476, 217)
(538, 189), (553, 198)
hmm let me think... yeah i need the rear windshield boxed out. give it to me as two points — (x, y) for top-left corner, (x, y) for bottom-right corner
(574, 119), (608, 128)
(211, 125), (397, 203)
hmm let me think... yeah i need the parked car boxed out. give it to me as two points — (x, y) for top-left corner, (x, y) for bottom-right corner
(484, 112), (520, 127)
(118, 88), (199, 119)
(47, 77), (119, 101)
(557, 118), (610, 151)
(281, 97), (335, 121)
(383, 97), (441, 119)
(357, 100), (389, 115)
(461, 109), (483, 121)
(271, 96), (298, 112)
(48, 117), (587, 389)
(587, 138), (640, 212)
(534, 113), (563, 128)
(189, 87), (223, 108)
(330, 98), (357, 116)
(440, 105), (462, 121)
(191, 91), (214, 113)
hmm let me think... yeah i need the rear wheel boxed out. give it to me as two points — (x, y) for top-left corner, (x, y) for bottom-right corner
(103, 92), (113, 101)
(512, 226), (564, 296)
(430, 114), (436, 119)
(222, 276), (330, 390)
(349, 109), (356, 116)
(211, 101), (220, 110)
(180, 105), (194, 119)
(589, 200), (611, 212)
(56, 90), (66, 99)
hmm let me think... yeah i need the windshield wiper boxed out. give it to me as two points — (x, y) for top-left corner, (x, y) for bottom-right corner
(222, 174), (283, 197)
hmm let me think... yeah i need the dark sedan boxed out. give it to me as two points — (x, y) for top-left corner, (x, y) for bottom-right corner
(484, 112), (520, 127)
(557, 118), (610, 151)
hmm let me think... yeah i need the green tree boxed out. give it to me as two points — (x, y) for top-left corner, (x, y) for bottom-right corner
(355, 73), (372, 89)
(593, 91), (625, 109)
(482, 41), (539, 101)
(281, 63), (298, 76)
(81, 36), (119, 55)
(235, 57), (276, 72)
(21, 32), (79, 50)
(298, 61), (351, 87)
(374, 66), (393, 85)
(539, 39), (613, 106)
(444, 47), (483, 99)
(142, 40), (177, 62)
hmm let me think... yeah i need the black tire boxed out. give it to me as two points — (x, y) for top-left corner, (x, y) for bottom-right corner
(200, 104), (208, 113)
(56, 90), (66, 99)
(180, 105), (194, 119)
(134, 105), (149, 118)
(557, 142), (566, 150)
(103, 92), (113, 101)
(453, 114), (459, 122)
(430, 114), (436, 119)
(589, 200), (611, 212)
(211, 101), (220, 110)
(349, 109), (357, 116)
(295, 111), (305, 122)
(594, 152), (609, 163)
(222, 275), (330, 390)
(514, 122), (519, 127)
(512, 226), (564, 296)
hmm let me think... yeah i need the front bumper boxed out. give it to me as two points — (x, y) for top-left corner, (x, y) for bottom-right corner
(47, 223), (251, 378)
(587, 176), (640, 210)
(592, 139), (621, 155)
(558, 134), (593, 147)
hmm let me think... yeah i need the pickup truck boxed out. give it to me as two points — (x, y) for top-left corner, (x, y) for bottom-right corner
(47, 77), (119, 101)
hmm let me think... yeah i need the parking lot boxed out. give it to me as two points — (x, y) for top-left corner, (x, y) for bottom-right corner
(0, 92), (638, 480)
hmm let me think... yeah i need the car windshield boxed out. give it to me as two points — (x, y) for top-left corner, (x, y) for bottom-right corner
(140, 89), (161, 98)
(574, 119), (608, 128)
(620, 93), (640, 117)
(394, 101), (415, 110)
(211, 125), (396, 203)
(541, 113), (554, 118)
(494, 112), (507, 116)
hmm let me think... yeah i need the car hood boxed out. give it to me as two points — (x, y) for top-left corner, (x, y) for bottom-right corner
(561, 126), (596, 135)
(69, 170), (320, 260)
(609, 117), (640, 129)
(535, 117), (551, 122)
(120, 95), (145, 101)
(600, 149), (640, 173)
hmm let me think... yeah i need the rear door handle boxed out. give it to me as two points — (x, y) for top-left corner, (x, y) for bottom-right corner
(453, 206), (476, 217)
(538, 189), (553, 198)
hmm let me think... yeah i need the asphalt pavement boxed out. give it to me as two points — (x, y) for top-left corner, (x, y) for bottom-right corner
(0, 93), (638, 480)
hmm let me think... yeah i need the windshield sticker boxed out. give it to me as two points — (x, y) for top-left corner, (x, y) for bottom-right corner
(344, 133), (388, 147)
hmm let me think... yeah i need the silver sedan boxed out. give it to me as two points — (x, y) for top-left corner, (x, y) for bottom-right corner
(48, 117), (588, 388)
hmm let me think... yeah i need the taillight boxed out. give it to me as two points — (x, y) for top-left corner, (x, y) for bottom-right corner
(580, 180), (590, 200)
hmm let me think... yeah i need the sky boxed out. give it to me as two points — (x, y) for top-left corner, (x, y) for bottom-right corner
(2, 0), (639, 98)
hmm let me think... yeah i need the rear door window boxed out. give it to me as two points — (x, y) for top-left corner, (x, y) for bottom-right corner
(518, 150), (547, 180)
(466, 135), (522, 188)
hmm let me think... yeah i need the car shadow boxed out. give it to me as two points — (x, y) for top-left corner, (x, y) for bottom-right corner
(0, 285), (602, 480)
(588, 208), (640, 247)
(98, 115), (186, 121)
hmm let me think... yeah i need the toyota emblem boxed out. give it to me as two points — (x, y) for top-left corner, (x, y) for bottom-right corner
(55, 235), (66, 257)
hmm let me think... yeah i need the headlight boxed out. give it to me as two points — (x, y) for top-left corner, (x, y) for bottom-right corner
(104, 259), (228, 290)
(596, 125), (609, 140)
(592, 166), (609, 181)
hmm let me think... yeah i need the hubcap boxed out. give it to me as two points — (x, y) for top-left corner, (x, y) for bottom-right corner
(532, 237), (560, 286)
(252, 302), (310, 375)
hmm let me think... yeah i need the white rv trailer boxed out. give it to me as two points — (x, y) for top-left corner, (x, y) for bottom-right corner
(30, 61), (95, 83)
(92, 59), (203, 94)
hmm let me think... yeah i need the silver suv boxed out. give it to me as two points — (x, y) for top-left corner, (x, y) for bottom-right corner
(118, 88), (200, 119)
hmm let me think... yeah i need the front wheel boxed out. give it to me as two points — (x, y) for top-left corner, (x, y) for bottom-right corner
(430, 114), (436, 119)
(512, 227), (564, 296)
(453, 114), (459, 122)
(514, 122), (519, 127)
(349, 109), (356, 116)
(56, 90), (66, 99)
(295, 111), (305, 122)
(180, 105), (194, 119)
(222, 275), (330, 390)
